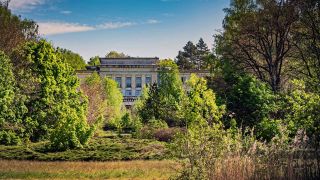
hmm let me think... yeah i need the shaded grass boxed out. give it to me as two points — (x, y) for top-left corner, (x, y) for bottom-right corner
(0, 160), (179, 179)
(0, 135), (170, 161)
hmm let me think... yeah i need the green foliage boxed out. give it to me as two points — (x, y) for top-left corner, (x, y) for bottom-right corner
(285, 80), (320, 142)
(88, 56), (101, 66)
(176, 39), (211, 70)
(0, 136), (169, 161)
(184, 74), (225, 126)
(103, 77), (123, 111)
(119, 112), (142, 133)
(225, 74), (275, 128)
(56, 48), (86, 70)
(16, 40), (93, 150)
(137, 59), (184, 126)
(0, 51), (25, 145)
(0, 130), (21, 146)
(105, 51), (128, 58)
(257, 118), (282, 142)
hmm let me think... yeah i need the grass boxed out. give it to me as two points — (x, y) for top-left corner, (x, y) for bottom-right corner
(0, 160), (179, 179)
(0, 132), (170, 161)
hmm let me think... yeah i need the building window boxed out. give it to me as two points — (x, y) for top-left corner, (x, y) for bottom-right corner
(126, 77), (132, 88)
(181, 76), (186, 84)
(145, 76), (152, 85)
(136, 77), (142, 88)
(135, 90), (141, 96)
(115, 77), (122, 88)
(125, 90), (132, 96)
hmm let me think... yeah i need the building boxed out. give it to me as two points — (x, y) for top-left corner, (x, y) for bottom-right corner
(77, 57), (210, 107)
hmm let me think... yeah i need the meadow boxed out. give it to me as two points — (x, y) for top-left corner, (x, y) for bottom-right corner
(0, 160), (179, 179)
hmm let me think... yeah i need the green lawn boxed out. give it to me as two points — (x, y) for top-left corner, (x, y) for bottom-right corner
(0, 133), (170, 161)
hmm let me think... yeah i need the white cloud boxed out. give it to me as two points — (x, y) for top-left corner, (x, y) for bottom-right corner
(38, 22), (95, 35)
(146, 19), (160, 24)
(60, 10), (72, 15)
(9, 0), (45, 10)
(38, 21), (137, 35)
(97, 22), (136, 30)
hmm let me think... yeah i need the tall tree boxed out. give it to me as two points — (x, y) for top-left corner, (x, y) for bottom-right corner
(196, 38), (211, 69)
(137, 59), (184, 126)
(0, 51), (26, 145)
(292, 0), (320, 92)
(0, 2), (38, 55)
(217, 0), (299, 92)
(15, 40), (94, 149)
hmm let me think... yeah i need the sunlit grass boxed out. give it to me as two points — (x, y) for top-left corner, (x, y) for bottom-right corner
(0, 160), (179, 179)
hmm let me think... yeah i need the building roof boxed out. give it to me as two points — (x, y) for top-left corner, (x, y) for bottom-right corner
(99, 57), (159, 66)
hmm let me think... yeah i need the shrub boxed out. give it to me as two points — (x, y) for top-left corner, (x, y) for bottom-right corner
(0, 130), (21, 145)
(153, 128), (180, 142)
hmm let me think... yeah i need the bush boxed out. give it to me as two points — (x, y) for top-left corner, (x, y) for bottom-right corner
(257, 118), (283, 141)
(0, 131), (21, 145)
(153, 128), (180, 142)
(138, 119), (170, 140)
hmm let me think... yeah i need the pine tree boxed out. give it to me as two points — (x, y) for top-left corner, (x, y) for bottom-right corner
(176, 41), (198, 70)
(196, 38), (211, 69)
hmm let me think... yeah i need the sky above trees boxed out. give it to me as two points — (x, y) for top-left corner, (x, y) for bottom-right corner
(8, 0), (229, 61)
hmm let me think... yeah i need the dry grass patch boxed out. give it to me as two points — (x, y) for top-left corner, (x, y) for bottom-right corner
(0, 160), (180, 179)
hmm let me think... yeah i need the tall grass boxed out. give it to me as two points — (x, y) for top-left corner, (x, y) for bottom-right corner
(0, 160), (179, 179)
(173, 126), (320, 180)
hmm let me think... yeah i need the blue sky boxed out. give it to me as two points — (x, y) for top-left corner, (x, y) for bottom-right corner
(9, 0), (230, 61)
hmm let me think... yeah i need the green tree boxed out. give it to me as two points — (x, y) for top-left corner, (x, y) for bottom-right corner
(137, 59), (184, 126)
(218, 0), (298, 92)
(106, 51), (128, 58)
(176, 41), (197, 70)
(17, 40), (94, 150)
(184, 74), (225, 126)
(196, 38), (211, 69)
(285, 80), (320, 143)
(88, 56), (101, 66)
(0, 51), (25, 145)
(56, 48), (86, 70)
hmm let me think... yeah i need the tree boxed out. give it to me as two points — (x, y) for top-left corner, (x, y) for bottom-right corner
(0, 51), (25, 145)
(137, 59), (184, 126)
(0, 2), (38, 55)
(291, 0), (320, 92)
(56, 48), (86, 70)
(103, 77), (123, 121)
(176, 41), (197, 70)
(15, 40), (94, 150)
(218, 0), (299, 92)
(81, 72), (106, 124)
(285, 80), (320, 143)
(196, 38), (211, 69)
(88, 56), (101, 66)
(184, 74), (225, 126)
(106, 51), (128, 58)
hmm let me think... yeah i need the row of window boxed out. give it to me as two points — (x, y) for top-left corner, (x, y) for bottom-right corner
(124, 89), (141, 96)
(115, 76), (152, 88)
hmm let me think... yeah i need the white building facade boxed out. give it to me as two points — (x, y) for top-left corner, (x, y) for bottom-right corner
(78, 57), (210, 107)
